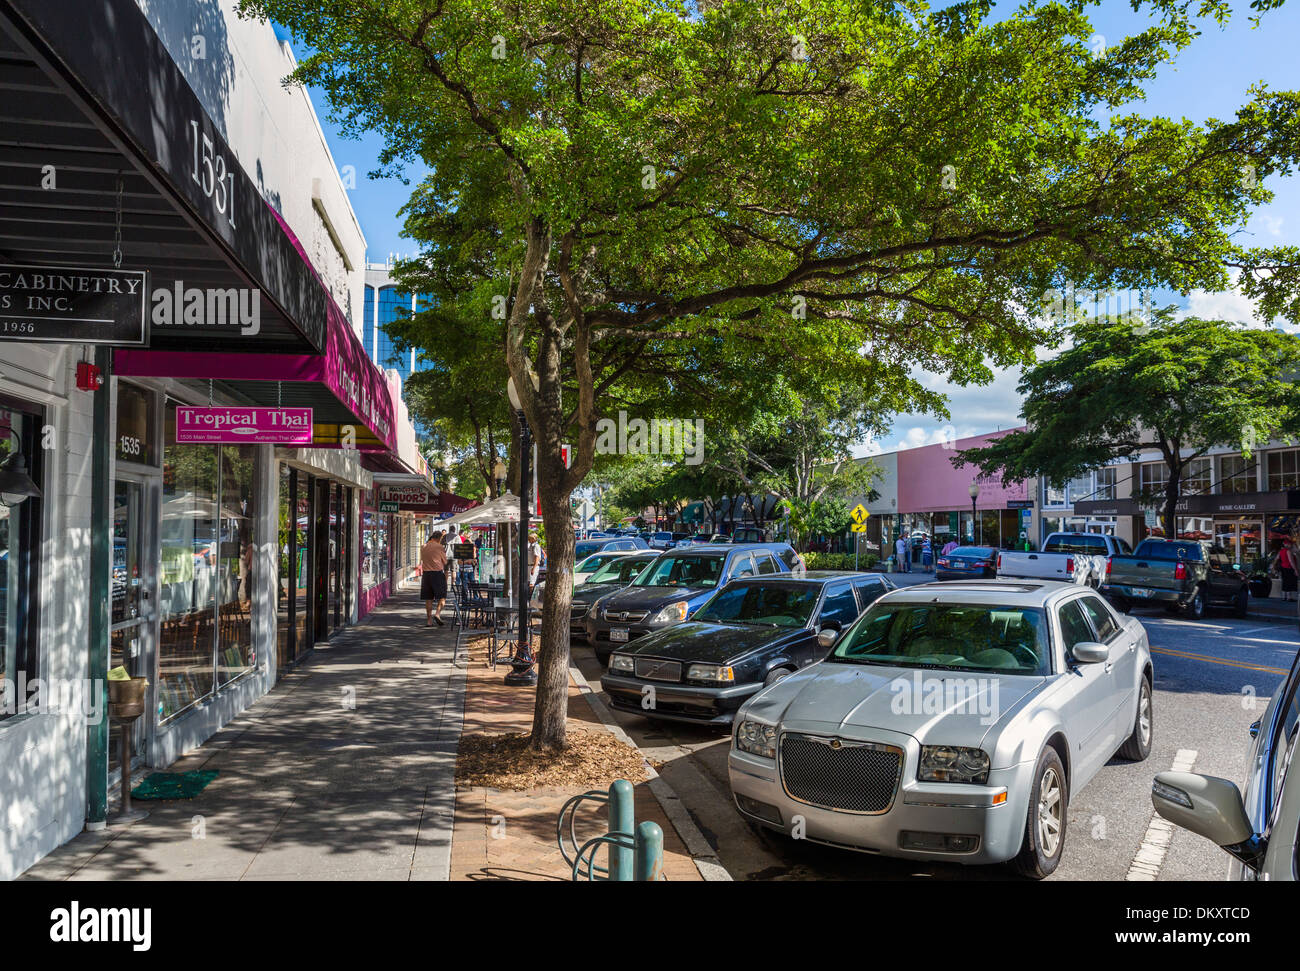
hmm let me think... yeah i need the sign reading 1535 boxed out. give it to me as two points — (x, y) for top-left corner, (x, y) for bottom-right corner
(188, 119), (236, 230)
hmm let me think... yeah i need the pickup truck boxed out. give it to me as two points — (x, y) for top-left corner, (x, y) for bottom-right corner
(996, 532), (1131, 586)
(1102, 540), (1249, 619)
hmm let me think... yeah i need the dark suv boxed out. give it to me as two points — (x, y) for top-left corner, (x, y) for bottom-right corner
(584, 543), (799, 664)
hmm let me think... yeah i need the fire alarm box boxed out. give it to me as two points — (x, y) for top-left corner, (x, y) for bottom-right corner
(76, 361), (103, 391)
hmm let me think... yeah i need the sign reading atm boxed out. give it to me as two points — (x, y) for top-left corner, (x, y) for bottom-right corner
(175, 406), (313, 444)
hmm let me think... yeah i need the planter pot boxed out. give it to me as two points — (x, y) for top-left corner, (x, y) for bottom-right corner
(1249, 577), (1273, 599)
(107, 676), (148, 721)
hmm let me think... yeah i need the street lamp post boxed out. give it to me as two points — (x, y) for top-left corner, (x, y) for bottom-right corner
(969, 481), (980, 545)
(505, 378), (537, 687)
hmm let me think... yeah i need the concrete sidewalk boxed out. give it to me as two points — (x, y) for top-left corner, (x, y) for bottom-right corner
(21, 582), (465, 881)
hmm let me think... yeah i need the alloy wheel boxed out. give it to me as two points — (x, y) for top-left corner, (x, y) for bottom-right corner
(1037, 767), (1063, 857)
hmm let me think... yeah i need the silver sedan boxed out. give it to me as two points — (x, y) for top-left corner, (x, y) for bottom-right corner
(727, 579), (1153, 878)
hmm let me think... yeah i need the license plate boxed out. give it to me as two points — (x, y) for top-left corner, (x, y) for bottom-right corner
(611, 628), (629, 642)
(1133, 588), (1152, 598)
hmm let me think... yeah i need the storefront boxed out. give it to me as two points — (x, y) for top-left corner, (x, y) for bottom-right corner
(0, 0), (420, 879)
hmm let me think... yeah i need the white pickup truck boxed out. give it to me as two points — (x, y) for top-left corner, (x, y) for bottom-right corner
(996, 532), (1133, 586)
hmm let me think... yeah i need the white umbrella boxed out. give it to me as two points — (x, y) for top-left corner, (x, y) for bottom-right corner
(439, 493), (523, 528)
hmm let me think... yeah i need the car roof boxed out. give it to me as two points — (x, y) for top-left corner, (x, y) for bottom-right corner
(728, 571), (872, 585)
(878, 579), (1091, 608)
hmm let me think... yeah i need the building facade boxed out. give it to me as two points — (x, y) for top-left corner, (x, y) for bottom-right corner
(0, 0), (431, 880)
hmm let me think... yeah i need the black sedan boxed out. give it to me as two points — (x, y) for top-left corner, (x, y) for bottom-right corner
(601, 572), (894, 726)
(934, 545), (998, 581)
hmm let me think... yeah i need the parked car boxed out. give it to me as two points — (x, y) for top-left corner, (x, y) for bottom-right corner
(707, 533), (732, 543)
(1152, 646), (1300, 879)
(574, 536), (649, 561)
(1103, 539), (1249, 619)
(648, 531), (677, 550)
(604, 572), (895, 725)
(585, 543), (800, 664)
(732, 526), (767, 543)
(935, 545), (998, 581)
(728, 579), (1153, 878)
(536, 550), (661, 641)
(996, 532), (1130, 585)
(571, 549), (639, 587)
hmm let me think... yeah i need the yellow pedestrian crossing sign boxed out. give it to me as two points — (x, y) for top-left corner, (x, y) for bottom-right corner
(851, 523), (867, 533)
(850, 504), (869, 524)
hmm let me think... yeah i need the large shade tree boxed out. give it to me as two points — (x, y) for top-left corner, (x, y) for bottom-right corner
(956, 315), (1300, 539)
(241, 0), (1299, 750)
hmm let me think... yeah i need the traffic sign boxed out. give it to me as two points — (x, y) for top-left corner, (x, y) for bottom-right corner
(851, 523), (867, 533)
(850, 504), (869, 524)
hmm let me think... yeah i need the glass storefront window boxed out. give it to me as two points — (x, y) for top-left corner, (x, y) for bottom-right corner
(159, 402), (218, 720)
(115, 382), (157, 466)
(0, 401), (42, 716)
(1267, 449), (1299, 492)
(159, 401), (262, 721)
(217, 445), (256, 686)
(362, 509), (390, 589)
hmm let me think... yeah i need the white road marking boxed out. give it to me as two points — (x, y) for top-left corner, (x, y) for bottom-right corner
(1126, 749), (1198, 882)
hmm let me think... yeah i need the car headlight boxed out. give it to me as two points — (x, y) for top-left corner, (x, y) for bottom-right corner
(650, 600), (689, 624)
(918, 746), (991, 784)
(687, 663), (734, 683)
(609, 654), (635, 673)
(735, 720), (777, 759)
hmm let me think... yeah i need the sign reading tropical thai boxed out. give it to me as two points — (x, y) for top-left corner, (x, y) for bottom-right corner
(0, 264), (148, 345)
(175, 406), (313, 444)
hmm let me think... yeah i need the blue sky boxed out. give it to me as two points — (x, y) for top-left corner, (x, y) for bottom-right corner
(279, 2), (1299, 449)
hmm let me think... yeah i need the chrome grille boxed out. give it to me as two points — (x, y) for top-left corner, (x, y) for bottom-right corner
(634, 658), (681, 682)
(603, 608), (648, 622)
(570, 603), (589, 619)
(779, 733), (902, 814)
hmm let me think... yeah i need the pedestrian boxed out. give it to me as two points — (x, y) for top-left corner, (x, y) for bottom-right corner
(895, 534), (909, 573)
(1278, 538), (1297, 602)
(921, 535), (933, 572)
(941, 537), (959, 556)
(420, 530), (449, 626)
(527, 530), (543, 587)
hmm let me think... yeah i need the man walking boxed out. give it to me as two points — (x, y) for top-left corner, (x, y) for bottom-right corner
(895, 533), (909, 573)
(421, 530), (449, 627)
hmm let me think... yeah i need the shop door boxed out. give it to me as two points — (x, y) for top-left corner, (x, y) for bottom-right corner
(1214, 520), (1262, 570)
(313, 478), (332, 640)
(109, 475), (158, 773)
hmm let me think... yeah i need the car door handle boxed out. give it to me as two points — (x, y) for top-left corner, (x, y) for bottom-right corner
(1127, 641), (1136, 653)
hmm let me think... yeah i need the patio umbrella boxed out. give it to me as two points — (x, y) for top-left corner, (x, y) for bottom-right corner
(440, 493), (522, 527)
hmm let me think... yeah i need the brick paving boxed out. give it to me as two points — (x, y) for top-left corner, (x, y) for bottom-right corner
(450, 635), (702, 881)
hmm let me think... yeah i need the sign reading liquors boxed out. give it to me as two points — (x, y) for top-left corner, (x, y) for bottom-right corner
(175, 407), (313, 444)
(0, 264), (147, 344)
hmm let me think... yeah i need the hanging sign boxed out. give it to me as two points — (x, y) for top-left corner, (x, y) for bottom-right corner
(0, 264), (148, 345)
(175, 406), (313, 444)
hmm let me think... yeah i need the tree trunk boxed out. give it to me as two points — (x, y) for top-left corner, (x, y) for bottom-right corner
(529, 459), (574, 753)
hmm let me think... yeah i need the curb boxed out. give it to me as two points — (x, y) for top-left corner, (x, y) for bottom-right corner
(569, 663), (732, 882)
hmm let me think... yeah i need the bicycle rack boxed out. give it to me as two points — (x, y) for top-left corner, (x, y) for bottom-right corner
(555, 780), (664, 881)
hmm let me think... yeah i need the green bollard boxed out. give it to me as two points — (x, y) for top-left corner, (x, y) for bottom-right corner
(608, 779), (635, 881)
(634, 821), (664, 882)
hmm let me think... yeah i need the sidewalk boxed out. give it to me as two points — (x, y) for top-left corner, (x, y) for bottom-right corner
(20, 583), (701, 882)
(22, 583), (464, 881)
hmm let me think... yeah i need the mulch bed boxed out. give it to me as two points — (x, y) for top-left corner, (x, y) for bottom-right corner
(456, 730), (650, 791)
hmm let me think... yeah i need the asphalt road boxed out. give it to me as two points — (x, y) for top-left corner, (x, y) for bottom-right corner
(570, 574), (1299, 881)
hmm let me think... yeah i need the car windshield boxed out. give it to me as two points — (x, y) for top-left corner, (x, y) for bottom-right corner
(588, 556), (656, 584)
(634, 554), (725, 588)
(948, 547), (995, 558)
(829, 603), (1050, 674)
(575, 541), (609, 558)
(1045, 535), (1110, 554)
(577, 552), (624, 574)
(695, 584), (821, 626)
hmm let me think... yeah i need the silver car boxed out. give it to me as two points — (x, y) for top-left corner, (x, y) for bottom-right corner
(728, 580), (1153, 878)
(1151, 646), (1299, 880)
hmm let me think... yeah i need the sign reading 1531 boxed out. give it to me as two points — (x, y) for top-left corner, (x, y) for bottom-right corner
(188, 119), (236, 230)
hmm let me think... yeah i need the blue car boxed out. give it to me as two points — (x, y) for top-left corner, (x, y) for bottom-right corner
(934, 545), (998, 581)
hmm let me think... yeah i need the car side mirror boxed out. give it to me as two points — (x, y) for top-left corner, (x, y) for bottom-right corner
(1151, 771), (1260, 869)
(1071, 641), (1109, 664)
(817, 628), (839, 650)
